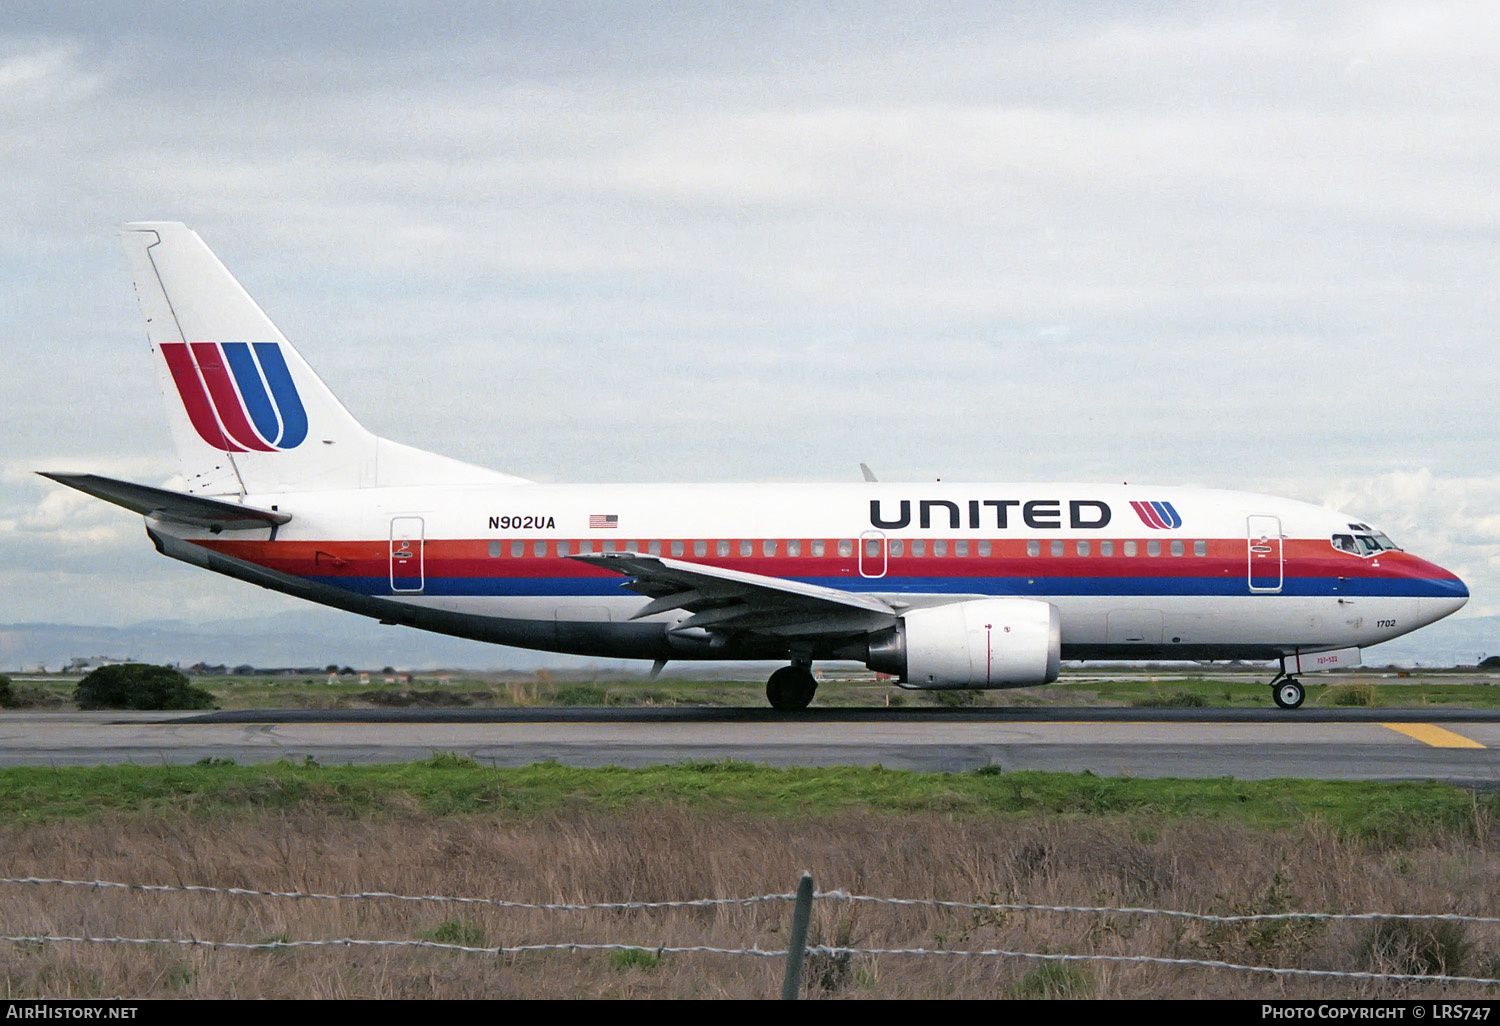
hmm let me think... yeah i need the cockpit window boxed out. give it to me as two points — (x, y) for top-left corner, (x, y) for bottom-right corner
(1331, 530), (1401, 556)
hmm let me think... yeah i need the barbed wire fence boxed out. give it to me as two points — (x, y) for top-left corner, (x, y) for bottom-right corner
(4, 874), (1500, 997)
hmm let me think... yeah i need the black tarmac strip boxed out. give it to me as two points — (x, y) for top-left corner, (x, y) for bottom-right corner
(168, 706), (1500, 726)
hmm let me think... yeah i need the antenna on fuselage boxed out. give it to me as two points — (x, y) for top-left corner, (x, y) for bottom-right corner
(859, 463), (878, 482)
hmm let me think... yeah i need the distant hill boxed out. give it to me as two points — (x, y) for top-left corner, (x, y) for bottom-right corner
(2, 612), (1493, 675)
(1357, 614), (1499, 668)
(0, 610), (612, 674)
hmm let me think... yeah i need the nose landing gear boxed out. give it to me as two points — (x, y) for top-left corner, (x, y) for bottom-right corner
(1271, 674), (1305, 710)
(766, 664), (818, 711)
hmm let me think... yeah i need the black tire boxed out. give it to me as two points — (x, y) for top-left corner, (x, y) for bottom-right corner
(766, 665), (817, 711)
(1273, 678), (1305, 710)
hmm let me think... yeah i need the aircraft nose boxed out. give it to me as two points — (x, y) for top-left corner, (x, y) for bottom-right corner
(1421, 571), (1469, 624)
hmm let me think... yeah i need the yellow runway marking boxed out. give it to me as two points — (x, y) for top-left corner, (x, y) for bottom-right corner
(1381, 723), (1485, 749)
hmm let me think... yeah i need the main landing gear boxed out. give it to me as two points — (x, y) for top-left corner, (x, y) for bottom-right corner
(1271, 673), (1305, 710)
(766, 664), (818, 711)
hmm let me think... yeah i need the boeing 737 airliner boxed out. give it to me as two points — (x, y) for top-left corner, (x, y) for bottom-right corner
(44, 223), (1470, 710)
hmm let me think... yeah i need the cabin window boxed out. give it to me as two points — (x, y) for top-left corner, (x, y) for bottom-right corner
(671, 540), (684, 557)
(740, 540), (753, 557)
(1147, 540), (1161, 557)
(955, 540), (969, 557)
(1124, 540), (1137, 557)
(577, 540), (593, 554)
(717, 540), (730, 557)
(625, 540), (639, 553)
(1170, 540), (1183, 557)
(838, 539), (853, 557)
(1076, 540), (1090, 557)
(533, 540), (547, 557)
(1194, 540), (1207, 557)
(812, 540), (826, 557)
(913, 540), (927, 557)
(890, 539), (904, 557)
(557, 541), (570, 557)
(978, 540), (991, 557)
(934, 540), (948, 557)
(864, 538), (880, 558)
(1048, 540), (1062, 557)
(648, 540), (661, 555)
(1100, 540), (1114, 557)
(604, 540), (617, 553)
(511, 540), (524, 558)
(1027, 540), (1040, 557)
(488, 541), (503, 558)
(788, 540), (801, 557)
(694, 540), (707, 557)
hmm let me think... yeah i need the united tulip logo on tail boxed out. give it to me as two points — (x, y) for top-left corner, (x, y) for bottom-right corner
(1130, 500), (1182, 530)
(161, 341), (308, 451)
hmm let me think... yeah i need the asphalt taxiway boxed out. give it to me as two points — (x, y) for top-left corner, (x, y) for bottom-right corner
(3, 706), (1500, 783)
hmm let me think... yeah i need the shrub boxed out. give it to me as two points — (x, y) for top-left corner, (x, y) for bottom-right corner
(609, 949), (664, 972)
(74, 664), (216, 711)
(1358, 917), (1472, 976)
(1324, 683), (1379, 707)
(0, 675), (14, 709)
(930, 689), (979, 707)
(419, 919), (485, 947)
(804, 913), (862, 995)
(551, 683), (610, 705)
(1011, 962), (1092, 999)
(1131, 689), (1207, 708)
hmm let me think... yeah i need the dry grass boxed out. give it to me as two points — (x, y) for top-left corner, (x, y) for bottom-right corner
(4, 809), (1500, 999)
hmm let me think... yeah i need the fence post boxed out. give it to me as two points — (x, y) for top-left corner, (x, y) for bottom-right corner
(781, 871), (815, 1000)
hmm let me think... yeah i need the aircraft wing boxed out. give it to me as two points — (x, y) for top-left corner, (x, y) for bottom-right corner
(39, 472), (291, 532)
(568, 551), (898, 638)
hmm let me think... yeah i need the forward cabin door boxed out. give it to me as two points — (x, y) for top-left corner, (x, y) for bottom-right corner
(390, 516), (425, 593)
(1247, 515), (1283, 594)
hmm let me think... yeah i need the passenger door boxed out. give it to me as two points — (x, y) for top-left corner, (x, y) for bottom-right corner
(390, 516), (424, 593)
(1247, 515), (1283, 594)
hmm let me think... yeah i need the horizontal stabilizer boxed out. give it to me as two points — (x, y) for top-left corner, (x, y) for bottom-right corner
(39, 472), (291, 531)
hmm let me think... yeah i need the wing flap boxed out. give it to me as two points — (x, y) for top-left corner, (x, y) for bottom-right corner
(570, 551), (896, 639)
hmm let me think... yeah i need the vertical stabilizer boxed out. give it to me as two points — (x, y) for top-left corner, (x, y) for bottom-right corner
(120, 222), (521, 495)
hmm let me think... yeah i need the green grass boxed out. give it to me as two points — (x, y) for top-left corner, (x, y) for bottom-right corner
(418, 919), (486, 947)
(0, 758), (1491, 845)
(609, 948), (665, 972)
(8, 668), (1500, 711)
(1011, 962), (1093, 999)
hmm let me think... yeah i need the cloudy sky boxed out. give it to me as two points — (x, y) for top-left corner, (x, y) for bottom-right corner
(2, 1), (1497, 640)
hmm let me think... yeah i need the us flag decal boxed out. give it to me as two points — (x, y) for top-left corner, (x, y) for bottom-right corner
(589, 514), (619, 529)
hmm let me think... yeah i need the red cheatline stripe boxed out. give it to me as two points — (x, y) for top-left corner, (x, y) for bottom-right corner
(160, 343), (241, 451)
(189, 342), (274, 452)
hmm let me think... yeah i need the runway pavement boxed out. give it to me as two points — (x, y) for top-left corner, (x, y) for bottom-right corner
(4, 706), (1500, 783)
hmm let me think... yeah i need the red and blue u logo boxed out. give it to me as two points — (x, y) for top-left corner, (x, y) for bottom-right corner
(161, 341), (308, 452)
(1130, 500), (1182, 530)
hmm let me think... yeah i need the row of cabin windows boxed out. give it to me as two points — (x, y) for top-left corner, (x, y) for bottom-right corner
(486, 538), (1210, 559)
(1025, 539), (1208, 558)
(488, 539), (852, 559)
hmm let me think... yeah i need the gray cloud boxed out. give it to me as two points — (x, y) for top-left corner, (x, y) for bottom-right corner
(2, 2), (1495, 635)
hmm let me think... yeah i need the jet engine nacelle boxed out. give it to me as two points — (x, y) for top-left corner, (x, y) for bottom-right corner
(866, 598), (1061, 689)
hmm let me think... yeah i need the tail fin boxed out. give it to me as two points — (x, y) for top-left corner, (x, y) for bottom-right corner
(120, 222), (522, 495)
